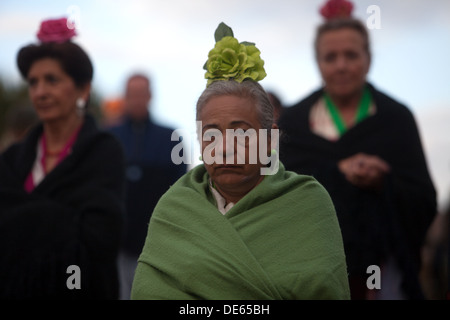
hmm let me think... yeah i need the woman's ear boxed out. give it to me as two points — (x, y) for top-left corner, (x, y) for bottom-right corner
(81, 82), (91, 101)
(266, 123), (279, 156)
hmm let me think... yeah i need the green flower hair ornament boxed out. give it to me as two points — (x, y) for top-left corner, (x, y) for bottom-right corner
(203, 22), (267, 87)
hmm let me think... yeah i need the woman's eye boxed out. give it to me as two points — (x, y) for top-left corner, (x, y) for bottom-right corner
(203, 132), (213, 139)
(346, 51), (359, 60)
(203, 129), (220, 141)
(234, 129), (246, 136)
(323, 53), (336, 63)
(27, 78), (37, 87)
(46, 75), (59, 84)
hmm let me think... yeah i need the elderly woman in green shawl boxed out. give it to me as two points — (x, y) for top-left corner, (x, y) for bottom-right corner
(131, 23), (350, 300)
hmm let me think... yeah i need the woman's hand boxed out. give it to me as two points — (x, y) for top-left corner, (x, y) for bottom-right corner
(338, 152), (391, 191)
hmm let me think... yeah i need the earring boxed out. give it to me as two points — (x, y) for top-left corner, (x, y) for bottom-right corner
(76, 97), (85, 116)
(199, 155), (203, 161)
(76, 97), (85, 109)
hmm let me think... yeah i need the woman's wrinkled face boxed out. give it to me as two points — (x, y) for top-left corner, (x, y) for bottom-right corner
(199, 95), (267, 190)
(316, 28), (370, 98)
(27, 58), (88, 122)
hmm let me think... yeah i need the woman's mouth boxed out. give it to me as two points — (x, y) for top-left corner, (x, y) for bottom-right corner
(215, 164), (243, 169)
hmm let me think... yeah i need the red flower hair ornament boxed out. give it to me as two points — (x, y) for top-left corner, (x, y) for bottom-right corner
(36, 17), (77, 43)
(320, 0), (354, 20)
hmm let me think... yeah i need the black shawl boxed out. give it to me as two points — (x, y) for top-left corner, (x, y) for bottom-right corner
(0, 114), (125, 299)
(278, 83), (437, 299)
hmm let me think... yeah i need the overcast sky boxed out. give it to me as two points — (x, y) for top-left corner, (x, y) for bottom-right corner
(1, 0), (449, 209)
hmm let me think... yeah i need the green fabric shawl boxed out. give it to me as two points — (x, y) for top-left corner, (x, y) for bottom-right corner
(131, 163), (350, 300)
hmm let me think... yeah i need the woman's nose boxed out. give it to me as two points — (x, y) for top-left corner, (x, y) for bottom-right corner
(220, 133), (236, 163)
(335, 55), (348, 70)
(31, 81), (49, 99)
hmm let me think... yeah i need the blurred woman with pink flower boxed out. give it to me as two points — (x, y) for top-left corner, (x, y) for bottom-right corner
(0, 17), (125, 299)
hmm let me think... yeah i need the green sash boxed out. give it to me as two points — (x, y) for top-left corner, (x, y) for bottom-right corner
(131, 163), (350, 300)
(324, 86), (372, 135)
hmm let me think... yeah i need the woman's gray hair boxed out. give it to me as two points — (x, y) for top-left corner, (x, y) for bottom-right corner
(196, 80), (274, 131)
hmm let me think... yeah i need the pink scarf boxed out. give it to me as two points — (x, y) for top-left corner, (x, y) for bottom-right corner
(24, 125), (81, 193)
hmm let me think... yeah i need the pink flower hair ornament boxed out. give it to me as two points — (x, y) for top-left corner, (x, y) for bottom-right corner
(36, 17), (77, 43)
(319, 0), (354, 20)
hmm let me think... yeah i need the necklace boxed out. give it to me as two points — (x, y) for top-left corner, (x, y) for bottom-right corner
(45, 149), (64, 157)
(324, 86), (372, 136)
(42, 125), (81, 160)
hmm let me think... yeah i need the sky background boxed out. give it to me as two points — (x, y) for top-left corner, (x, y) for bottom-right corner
(1, 0), (449, 210)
